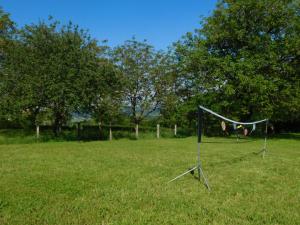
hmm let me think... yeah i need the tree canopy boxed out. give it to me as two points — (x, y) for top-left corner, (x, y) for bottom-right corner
(112, 38), (166, 125)
(174, 0), (300, 123)
(0, 0), (299, 135)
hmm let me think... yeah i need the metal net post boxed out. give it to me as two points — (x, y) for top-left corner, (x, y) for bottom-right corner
(197, 107), (211, 190)
(197, 107), (202, 179)
(263, 119), (268, 158)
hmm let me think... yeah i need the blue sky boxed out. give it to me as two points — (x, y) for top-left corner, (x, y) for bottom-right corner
(1, 0), (217, 50)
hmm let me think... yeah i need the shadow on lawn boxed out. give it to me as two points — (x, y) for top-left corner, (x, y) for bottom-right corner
(202, 133), (300, 144)
(272, 133), (300, 140)
(202, 139), (259, 144)
(207, 150), (264, 168)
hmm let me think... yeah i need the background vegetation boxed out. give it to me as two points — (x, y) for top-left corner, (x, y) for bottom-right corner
(0, 0), (299, 140)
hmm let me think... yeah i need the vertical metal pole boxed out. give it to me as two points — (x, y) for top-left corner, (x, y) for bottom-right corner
(197, 107), (211, 190)
(263, 120), (268, 158)
(198, 108), (202, 143)
(197, 108), (202, 180)
(168, 106), (210, 190)
(233, 124), (239, 142)
(197, 142), (201, 180)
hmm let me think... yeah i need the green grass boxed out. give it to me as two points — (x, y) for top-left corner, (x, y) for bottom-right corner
(0, 136), (299, 224)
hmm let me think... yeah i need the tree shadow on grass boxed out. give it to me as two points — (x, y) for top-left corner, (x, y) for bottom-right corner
(272, 133), (300, 140)
(202, 139), (259, 144)
(207, 150), (264, 168)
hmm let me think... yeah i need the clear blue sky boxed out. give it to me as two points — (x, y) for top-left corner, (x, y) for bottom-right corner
(1, 0), (217, 50)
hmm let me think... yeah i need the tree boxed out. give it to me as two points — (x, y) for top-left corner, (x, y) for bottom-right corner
(0, 7), (15, 60)
(159, 43), (208, 128)
(156, 50), (182, 127)
(88, 57), (123, 139)
(4, 19), (102, 135)
(0, 8), (16, 120)
(113, 38), (166, 138)
(175, 0), (300, 125)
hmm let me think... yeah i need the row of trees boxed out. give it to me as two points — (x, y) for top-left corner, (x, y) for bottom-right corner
(0, 0), (299, 137)
(0, 12), (171, 136)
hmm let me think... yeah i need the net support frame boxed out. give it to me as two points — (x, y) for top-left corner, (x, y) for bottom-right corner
(262, 119), (269, 158)
(168, 105), (268, 190)
(168, 106), (211, 191)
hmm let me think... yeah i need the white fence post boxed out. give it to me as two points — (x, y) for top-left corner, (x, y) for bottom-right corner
(109, 123), (112, 141)
(36, 125), (40, 139)
(135, 124), (139, 139)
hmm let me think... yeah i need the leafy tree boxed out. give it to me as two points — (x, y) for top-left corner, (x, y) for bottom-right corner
(159, 44), (208, 128)
(0, 8), (21, 124)
(157, 50), (182, 127)
(4, 19), (101, 135)
(0, 7), (15, 59)
(113, 38), (166, 137)
(176, 0), (300, 124)
(89, 57), (123, 128)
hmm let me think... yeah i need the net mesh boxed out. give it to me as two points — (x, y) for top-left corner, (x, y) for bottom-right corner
(200, 105), (268, 139)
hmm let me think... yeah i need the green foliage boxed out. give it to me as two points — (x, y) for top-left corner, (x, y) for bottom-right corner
(112, 38), (167, 125)
(0, 7), (15, 55)
(1, 1), (300, 134)
(0, 8), (16, 119)
(88, 57), (124, 125)
(175, 0), (300, 123)
(1, 18), (110, 134)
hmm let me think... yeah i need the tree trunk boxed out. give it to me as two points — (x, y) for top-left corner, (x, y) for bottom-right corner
(53, 119), (59, 136)
(53, 113), (63, 136)
(77, 122), (81, 140)
(157, 124), (160, 139)
(98, 122), (102, 140)
(174, 124), (177, 136)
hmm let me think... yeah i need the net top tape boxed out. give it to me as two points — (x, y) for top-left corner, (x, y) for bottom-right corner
(199, 105), (268, 125)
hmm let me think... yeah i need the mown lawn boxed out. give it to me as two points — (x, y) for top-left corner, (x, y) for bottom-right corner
(0, 136), (299, 225)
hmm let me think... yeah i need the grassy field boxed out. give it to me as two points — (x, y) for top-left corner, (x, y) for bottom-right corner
(0, 136), (299, 225)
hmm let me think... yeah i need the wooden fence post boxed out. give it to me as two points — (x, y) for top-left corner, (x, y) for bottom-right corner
(36, 125), (40, 139)
(109, 123), (112, 141)
(135, 124), (139, 139)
